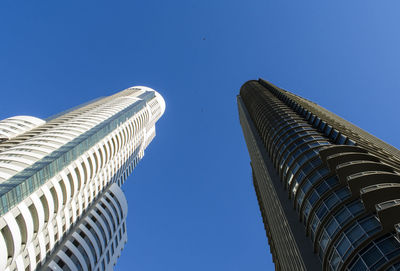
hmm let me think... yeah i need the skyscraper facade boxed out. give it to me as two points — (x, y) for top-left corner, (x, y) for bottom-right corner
(0, 86), (165, 271)
(238, 79), (400, 270)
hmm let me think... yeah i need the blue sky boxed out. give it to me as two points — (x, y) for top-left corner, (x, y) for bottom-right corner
(1, 1), (400, 270)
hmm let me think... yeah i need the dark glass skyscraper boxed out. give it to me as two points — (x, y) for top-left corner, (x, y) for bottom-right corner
(237, 79), (400, 271)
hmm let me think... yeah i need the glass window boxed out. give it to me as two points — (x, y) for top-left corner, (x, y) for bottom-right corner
(318, 121), (327, 132)
(286, 150), (321, 186)
(326, 219), (340, 236)
(315, 181), (329, 195)
(267, 119), (298, 144)
(324, 200), (364, 258)
(348, 258), (367, 270)
(337, 236), (351, 257)
(328, 215), (381, 269)
(295, 166), (328, 208)
(330, 129), (339, 141)
(310, 115), (316, 124)
(362, 245), (383, 266)
(329, 250), (341, 268)
(302, 176), (340, 223)
(348, 234), (400, 271)
(347, 225), (363, 243)
(276, 129), (316, 163)
(337, 134), (346, 145)
(309, 187), (351, 242)
(319, 231), (330, 257)
(325, 125), (333, 136)
(313, 117), (321, 128)
(336, 208), (351, 223)
(274, 127), (315, 162)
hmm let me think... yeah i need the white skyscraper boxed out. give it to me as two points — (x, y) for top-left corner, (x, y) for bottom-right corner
(0, 86), (165, 271)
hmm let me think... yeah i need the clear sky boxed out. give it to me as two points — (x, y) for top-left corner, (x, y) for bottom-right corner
(1, 1), (400, 270)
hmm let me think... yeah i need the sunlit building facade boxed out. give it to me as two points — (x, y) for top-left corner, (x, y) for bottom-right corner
(238, 79), (400, 270)
(0, 86), (165, 271)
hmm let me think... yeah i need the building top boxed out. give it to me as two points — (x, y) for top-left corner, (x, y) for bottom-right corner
(257, 78), (400, 162)
(0, 116), (45, 141)
(0, 86), (164, 216)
